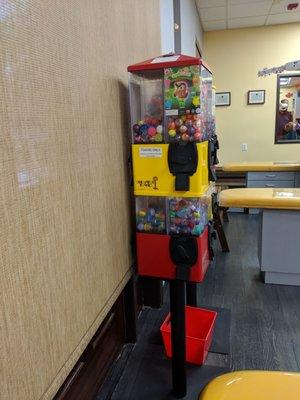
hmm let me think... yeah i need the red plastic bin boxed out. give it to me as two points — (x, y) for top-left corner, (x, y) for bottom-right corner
(160, 306), (217, 365)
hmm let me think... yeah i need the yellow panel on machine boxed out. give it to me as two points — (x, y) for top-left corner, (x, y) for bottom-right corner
(132, 142), (209, 197)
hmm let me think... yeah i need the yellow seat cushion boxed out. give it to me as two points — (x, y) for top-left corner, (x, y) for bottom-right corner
(199, 371), (300, 400)
(222, 162), (300, 172)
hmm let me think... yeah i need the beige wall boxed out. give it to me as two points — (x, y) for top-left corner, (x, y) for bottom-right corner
(204, 23), (300, 164)
(0, 1), (160, 399)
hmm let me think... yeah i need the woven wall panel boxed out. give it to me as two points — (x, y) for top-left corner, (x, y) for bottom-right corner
(0, 1), (160, 399)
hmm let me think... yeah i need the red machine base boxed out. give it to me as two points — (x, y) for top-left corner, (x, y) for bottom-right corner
(136, 226), (210, 283)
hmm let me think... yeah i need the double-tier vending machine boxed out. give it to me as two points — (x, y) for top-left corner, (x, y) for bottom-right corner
(128, 54), (218, 398)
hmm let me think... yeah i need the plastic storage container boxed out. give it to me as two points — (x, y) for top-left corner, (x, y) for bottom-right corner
(168, 196), (208, 236)
(135, 196), (166, 234)
(200, 66), (214, 140)
(136, 226), (210, 282)
(135, 194), (210, 236)
(166, 114), (202, 143)
(129, 70), (164, 144)
(160, 306), (217, 365)
(128, 54), (213, 144)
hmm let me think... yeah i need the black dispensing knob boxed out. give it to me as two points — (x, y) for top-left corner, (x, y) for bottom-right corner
(170, 235), (198, 281)
(168, 142), (198, 191)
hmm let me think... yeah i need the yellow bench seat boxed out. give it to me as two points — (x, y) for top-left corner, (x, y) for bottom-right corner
(199, 371), (300, 400)
(222, 162), (300, 172)
(219, 188), (300, 210)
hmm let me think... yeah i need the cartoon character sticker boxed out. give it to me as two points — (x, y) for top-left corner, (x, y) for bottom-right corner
(164, 66), (200, 115)
(174, 81), (189, 100)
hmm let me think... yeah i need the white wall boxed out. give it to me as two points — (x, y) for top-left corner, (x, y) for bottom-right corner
(160, 0), (175, 54)
(180, 0), (203, 55)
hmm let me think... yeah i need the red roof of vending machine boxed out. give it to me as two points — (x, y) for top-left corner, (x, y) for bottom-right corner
(127, 53), (212, 73)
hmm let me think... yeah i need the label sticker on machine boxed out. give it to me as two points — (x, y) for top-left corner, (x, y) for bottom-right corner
(165, 109), (179, 116)
(139, 147), (163, 158)
(151, 56), (180, 64)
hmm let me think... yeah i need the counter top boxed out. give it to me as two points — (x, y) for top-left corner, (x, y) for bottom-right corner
(219, 188), (300, 210)
(222, 162), (300, 172)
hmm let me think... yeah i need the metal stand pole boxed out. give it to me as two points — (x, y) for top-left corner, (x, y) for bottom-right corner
(170, 280), (187, 398)
(186, 282), (197, 307)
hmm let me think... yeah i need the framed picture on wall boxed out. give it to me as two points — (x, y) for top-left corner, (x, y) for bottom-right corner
(248, 90), (265, 105)
(216, 92), (231, 107)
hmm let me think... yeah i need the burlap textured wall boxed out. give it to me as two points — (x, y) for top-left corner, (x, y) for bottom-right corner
(0, 1), (160, 399)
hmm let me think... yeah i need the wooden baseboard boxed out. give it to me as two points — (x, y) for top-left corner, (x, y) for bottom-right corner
(54, 277), (136, 400)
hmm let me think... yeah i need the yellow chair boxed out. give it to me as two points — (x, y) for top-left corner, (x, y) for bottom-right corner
(199, 371), (300, 400)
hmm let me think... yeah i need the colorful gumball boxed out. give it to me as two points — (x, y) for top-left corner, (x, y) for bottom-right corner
(189, 126), (196, 135)
(168, 129), (176, 138)
(144, 223), (151, 232)
(133, 124), (140, 133)
(192, 225), (201, 236)
(179, 125), (187, 133)
(175, 118), (183, 127)
(154, 133), (163, 142)
(147, 126), (157, 137)
(137, 223), (144, 231)
(139, 124), (148, 134)
(156, 125), (163, 134)
(194, 132), (202, 141)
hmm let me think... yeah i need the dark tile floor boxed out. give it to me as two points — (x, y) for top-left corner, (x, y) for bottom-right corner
(202, 212), (300, 371)
(96, 213), (300, 399)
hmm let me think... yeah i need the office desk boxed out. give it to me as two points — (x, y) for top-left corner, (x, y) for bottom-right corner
(222, 162), (300, 189)
(220, 188), (300, 286)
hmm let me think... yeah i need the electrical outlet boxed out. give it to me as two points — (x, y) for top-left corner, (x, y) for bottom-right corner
(241, 143), (248, 152)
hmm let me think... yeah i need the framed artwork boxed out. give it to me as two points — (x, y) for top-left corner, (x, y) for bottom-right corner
(248, 90), (265, 105)
(216, 92), (231, 107)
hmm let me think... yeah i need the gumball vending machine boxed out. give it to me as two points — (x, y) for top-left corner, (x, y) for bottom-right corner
(128, 54), (217, 398)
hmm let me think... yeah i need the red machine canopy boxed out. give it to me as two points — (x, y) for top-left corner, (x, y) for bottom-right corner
(127, 53), (211, 73)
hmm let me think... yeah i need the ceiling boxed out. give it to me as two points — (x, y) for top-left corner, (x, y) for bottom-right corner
(196, 0), (300, 31)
